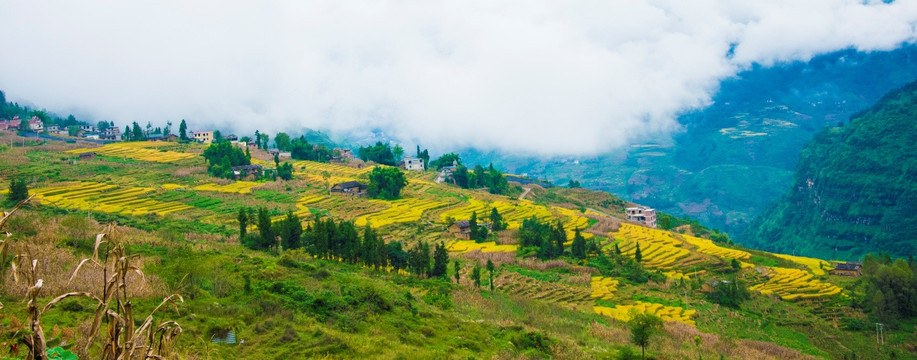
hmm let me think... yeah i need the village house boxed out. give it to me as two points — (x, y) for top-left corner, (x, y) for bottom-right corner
(27, 117), (43, 132)
(330, 181), (368, 196)
(224, 134), (238, 142)
(829, 262), (862, 277)
(268, 149), (292, 159)
(80, 124), (96, 133)
(626, 207), (657, 228)
(335, 148), (355, 161)
(435, 160), (459, 183)
(192, 131), (214, 144)
(448, 220), (492, 240)
(231, 164), (263, 180)
(46, 125), (60, 133)
(101, 127), (122, 140)
(0, 116), (22, 131)
(403, 156), (425, 171)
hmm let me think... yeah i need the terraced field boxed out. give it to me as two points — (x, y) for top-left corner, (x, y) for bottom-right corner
(590, 276), (619, 300)
(749, 267), (843, 301)
(680, 233), (752, 262)
(354, 198), (448, 228)
(494, 272), (592, 307)
(613, 224), (692, 269)
(594, 302), (697, 325)
(446, 240), (518, 253)
(769, 253), (831, 276)
(66, 142), (196, 163)
(32, 182), (192, 216)
(193, 181), (262, 194)
(438, 199), (590, 240)
(291, 160), (377, 176)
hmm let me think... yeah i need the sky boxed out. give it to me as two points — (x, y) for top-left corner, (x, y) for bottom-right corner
(1, 1), (916, 155)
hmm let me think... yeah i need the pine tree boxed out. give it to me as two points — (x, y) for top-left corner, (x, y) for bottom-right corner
(7, 178), (29, 203)
(237, 207), (248, 239)
(281, 211), (302, 250)
(486, 259), (495, 291)
(571, 228), (586, 260)
(257, 207), (274, 250)
(431, 242), (449, 278)
(635, 243), (642, 263)
(615, 243), (622, 255)
(471, 264), (482, 288)
(453, 260), (461, 284)
(179, 119), (188, 141)
(469, 211), (479, 242)
(489, 207), (504, 232)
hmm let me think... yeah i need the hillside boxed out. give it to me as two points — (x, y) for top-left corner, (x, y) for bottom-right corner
(744, 80), (917, 261)
(0, 132), (915, 359)
(461, 46), (917, 237)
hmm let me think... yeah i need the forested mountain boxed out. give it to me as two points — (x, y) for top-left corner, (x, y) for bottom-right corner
(461, 46), (917, 238)
(743, 80), (917, 260)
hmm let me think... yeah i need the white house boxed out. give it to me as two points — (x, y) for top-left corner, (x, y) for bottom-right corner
(404, 156), (425, 171)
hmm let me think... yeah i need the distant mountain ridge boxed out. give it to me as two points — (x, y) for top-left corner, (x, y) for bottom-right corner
(743, 80), (917, 260)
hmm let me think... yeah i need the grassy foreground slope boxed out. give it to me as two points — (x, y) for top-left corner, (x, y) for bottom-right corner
(0, 133), (913, 359)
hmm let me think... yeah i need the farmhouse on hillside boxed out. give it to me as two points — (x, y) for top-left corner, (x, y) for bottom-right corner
(192, 131), (214, 144)
(449, 220), (492, 240)
(626, 207), (657, 228)
(232, 164), (263, 180)
(403, 156), (425, 171)
(829, 262), (862, 277)
(330, 181), (367, 196)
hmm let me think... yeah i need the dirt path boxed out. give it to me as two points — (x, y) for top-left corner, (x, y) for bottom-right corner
(518, 187), (532, 200)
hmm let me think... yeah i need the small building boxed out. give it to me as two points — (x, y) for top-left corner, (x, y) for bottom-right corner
(78, 152), (96, 160)
(626, 207), (657, 228)
(28, 117), (43, 132)
(101, 127), (122, 140)
(0, 116), (22, 131)
(403, 156), (425, 171)
(448, 220), (492, 240)
(335, 148), (355, 161)
(192, 131), (214, 144)
(80, 124), (96, 133)
(147, 134), (165, 141)
(330, 181), (367, 196)
(829, 262), (862, 277)
(224, 134), (238, 142)
(231, 164), (263, 180)
(46, 125), (60, 133)
(84, 133), (100, 140)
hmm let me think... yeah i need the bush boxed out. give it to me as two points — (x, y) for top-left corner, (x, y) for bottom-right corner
(511, 330), (552, 354)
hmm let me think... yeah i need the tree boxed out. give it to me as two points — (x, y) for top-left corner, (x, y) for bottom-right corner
(430, 242), (449, 278)
(357, 141), (396, 165)
(430, 153), (461, 170)
(277, 162), (294, 181)
(471, 264), (482, 288)
(131, 122), (145, 141)
(164, 121), (172, 137)
(706, 278), (750, 309)
(392, 144), (404, 162)
(453, 165), (469, 188)
(453, 260), (461, 284)
(568, 179), (581, 188)
(97, 121), (110, 132)
(238, 207), (248, 239)
(257, 207), (275, 251)
(179, 120), (188, 141)
(635, 243), (642, 263)
(259, 132), (270, 150)
(274, 132), (291, 151)
(468, 211), (479, 242)
(68, 125), (81, 137)
(629, 313), (663, 360)
(486, 259), (495, 291)
(489, 207), (504, 232)
(387, 241), (408, 272)
(280, 211), (302, 250)
(213, 130), (224, 143)
(367, 167), (408, 200)
(202, 142), (251, 179)
(615, 243), (622, 255)
(7, 178), (29, 203)
(571, 228), (586, 260)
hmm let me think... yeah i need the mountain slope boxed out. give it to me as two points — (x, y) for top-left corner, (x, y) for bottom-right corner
(743, 80), (917, 260)
(461, 46), (917, 236)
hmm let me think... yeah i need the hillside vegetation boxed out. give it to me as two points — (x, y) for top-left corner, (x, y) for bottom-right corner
(745, 80), (917, 261)
(0, 131), (914, 359)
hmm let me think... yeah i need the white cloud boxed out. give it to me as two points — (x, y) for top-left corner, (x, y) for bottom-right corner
(1, 0), (916, 154)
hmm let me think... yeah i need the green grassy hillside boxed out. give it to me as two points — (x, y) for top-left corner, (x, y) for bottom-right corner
(744, 80), (917, 261)
(0, 133), (914, 359)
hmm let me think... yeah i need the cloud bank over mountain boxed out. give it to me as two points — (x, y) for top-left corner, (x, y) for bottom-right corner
(1, 1), (916, 154)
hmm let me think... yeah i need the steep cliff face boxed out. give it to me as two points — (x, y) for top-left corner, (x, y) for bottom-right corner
(742, 81), (917, 260)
